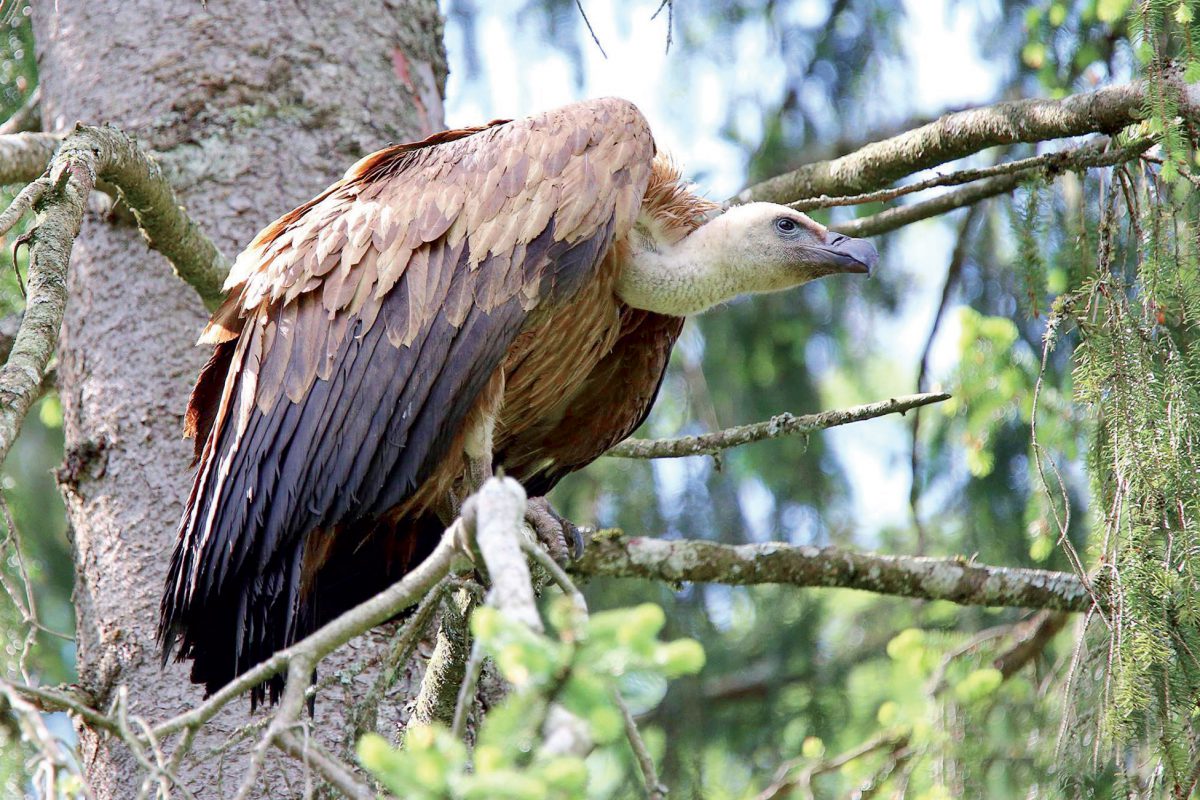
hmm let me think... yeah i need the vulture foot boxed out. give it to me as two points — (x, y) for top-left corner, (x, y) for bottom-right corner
(525, 496), (586, 565)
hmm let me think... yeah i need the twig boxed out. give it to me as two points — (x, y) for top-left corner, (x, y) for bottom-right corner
(0, 677), (80, 798)
(0, 176), (48, 241)
(605, 392), (949, 459)
(5, 680), (119, 735)
(833, 172), (1025, 238)
(519, 536), (588, 617)
(831, 138), (1153, 238)
(450, 638), (487, 741)
(574, 0), (608, 58)
(572, 535), (1100, 612)
(736, 79), (1197, 203)
(614, 690), (666, 800)
(910, 203), (984, 553)
(346, 577), (447, 743)
(756, 730), (909, 800)
(993, 610), (1071, 679)
(276, 730), (375, 800)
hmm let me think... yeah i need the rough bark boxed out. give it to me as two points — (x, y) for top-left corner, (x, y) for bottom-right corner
(573, 534), (1099, 612)
(30, 2), (447, 797)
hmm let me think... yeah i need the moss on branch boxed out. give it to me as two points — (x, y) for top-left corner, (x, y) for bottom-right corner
(0, 125), (230, 468)
(572, 534), (1100, 613)
(737, 79), (1196, 204)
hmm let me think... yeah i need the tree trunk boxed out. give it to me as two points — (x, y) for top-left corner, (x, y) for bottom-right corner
(31, 2), (446, 796)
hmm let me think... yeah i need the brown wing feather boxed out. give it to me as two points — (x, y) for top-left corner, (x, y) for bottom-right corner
(501, 308), (685, 496)
(161, 98), (656, 701)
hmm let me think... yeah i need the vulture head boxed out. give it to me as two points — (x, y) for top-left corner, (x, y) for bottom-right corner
(617, 202), (878, 316)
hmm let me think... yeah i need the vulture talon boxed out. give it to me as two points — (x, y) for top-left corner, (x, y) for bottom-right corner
(525, 496), (585, 566)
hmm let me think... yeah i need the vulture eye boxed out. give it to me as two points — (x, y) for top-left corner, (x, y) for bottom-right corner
(775, 217), (800, 235)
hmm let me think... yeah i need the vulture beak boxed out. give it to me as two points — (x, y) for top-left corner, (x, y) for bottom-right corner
(814, 231), (878, 276)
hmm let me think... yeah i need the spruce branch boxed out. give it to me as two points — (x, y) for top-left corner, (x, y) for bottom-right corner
(572, 535), (1099, 613)
(606, 392), (949, 459)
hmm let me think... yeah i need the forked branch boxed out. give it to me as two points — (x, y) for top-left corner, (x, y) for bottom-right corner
(0, 125), (229, 469)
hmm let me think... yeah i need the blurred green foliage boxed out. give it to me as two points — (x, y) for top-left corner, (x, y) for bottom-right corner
(357, 597), (704, 798)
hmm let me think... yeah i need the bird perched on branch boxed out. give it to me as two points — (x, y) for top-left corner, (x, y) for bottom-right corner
(159, 98), (878, 703)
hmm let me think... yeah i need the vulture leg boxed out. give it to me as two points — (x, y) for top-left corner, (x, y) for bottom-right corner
(525, 496), (586, 565)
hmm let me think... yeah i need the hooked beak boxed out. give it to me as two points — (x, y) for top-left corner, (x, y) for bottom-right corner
(813, 231), (878, 276)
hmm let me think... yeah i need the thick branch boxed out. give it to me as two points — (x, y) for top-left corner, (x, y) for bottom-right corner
(606, 392), (949, 459)
(0, 168), (89, 468)
(0, 125), (229, 468)
(572, 535), (1099, 613)
(0, 132), (59, 186)
(76, 126), (229, 307)
(737, 79), (1197, 203)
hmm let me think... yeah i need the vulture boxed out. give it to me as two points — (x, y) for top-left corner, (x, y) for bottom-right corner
(159, 98), (878, 702)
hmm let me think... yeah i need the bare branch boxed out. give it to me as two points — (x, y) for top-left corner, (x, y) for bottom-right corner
(276, 730), (375, 800)
(788, 136), (1148, 212)
(572, 535), (1099, 613)
(605, 392), (949, 459)
(736, 79), (1198, 203)
(993, 610), (1071, 679)
(615, 690), (666, 800)
(757, 729), (910, 800)
(832, 171), (1025, 238)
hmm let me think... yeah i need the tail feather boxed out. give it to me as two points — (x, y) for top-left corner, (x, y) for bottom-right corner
(159, 514), (443, 707)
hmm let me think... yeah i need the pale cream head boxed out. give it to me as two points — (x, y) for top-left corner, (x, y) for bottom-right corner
(617, 202), (878, 316)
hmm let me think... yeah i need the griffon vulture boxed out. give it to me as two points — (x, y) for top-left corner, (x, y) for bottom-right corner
(159, 98), (878, 702)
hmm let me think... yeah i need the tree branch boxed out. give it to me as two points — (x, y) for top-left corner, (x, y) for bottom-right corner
(0, 124), (229, 469)
(830, 137), (1153, 238)
(0, 87), (42, 136)
(789, 135), (1146, 212)
(572, 535), (1099, 613)
(736, 79), (1197, 203)
(153, 525), (464, 741)
(0, 132), (59, 186)
(605, 392), (949, 459)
